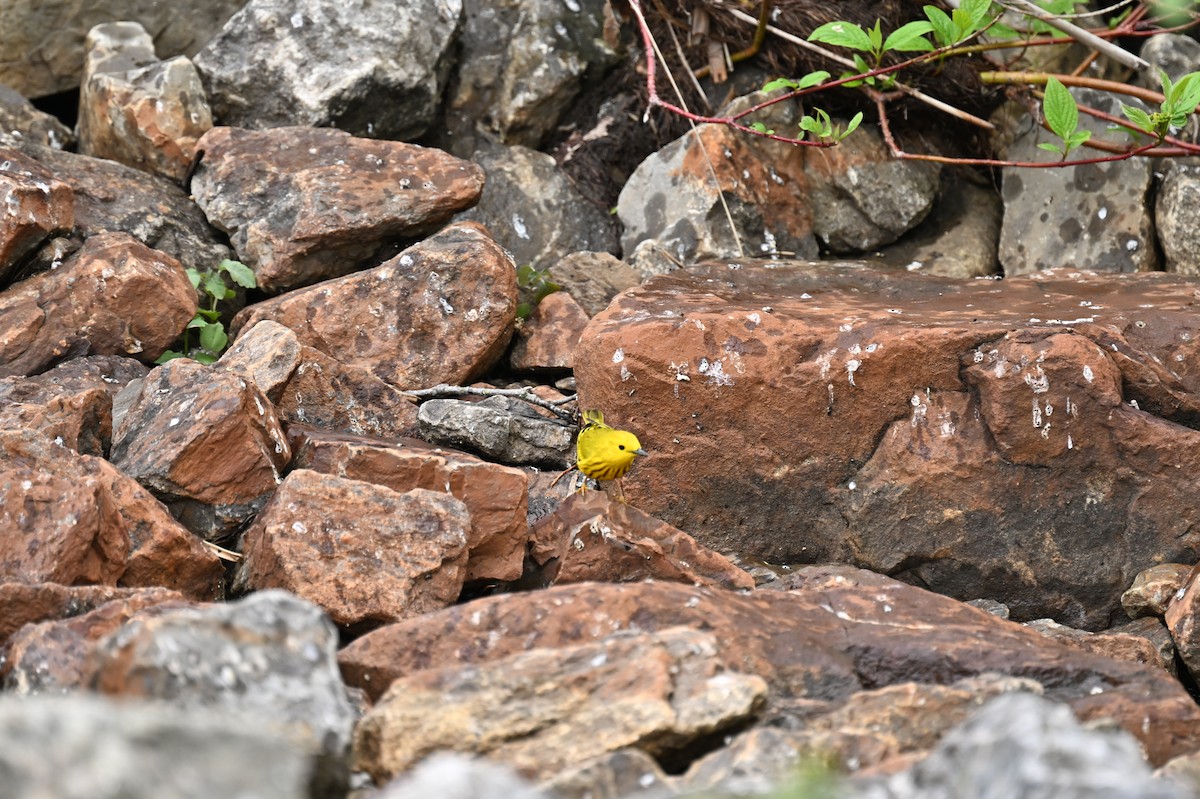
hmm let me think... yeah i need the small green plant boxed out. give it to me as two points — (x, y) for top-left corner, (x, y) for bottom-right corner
(515, 263), (561, 321)
(1122, 70), (1200, 141)
(1038, 77), (1092, 157)
(156, 258), (256, 364)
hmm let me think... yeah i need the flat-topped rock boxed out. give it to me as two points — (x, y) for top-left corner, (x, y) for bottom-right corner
(574, 263), (1200, 629)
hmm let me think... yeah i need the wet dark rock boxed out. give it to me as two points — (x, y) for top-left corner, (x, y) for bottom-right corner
(417, 395), (575, 468)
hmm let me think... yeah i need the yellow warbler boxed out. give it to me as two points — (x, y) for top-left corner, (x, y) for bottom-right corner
(575, 409), (647, 484)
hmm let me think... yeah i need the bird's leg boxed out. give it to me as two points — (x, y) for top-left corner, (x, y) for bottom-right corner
(611, 479), (626, 504)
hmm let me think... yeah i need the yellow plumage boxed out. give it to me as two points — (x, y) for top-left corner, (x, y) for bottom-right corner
(575, 410), (647, 484)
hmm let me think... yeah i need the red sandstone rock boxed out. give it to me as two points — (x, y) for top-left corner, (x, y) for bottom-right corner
(109, 357), (289, 539)
(509, 291), (590, 372)
(233, 470), (470, 628)
(288, 427), (529, 583)
(339, 569), (1200, 767)
(353, 627), (766, 782)
(219, 320), (419, 440)
(191, 126), (486, 292)
(0, 149), (73, 285)
(0, 354), (146, 456)
(0, 582), (182, 649)
(529, 492), (754, 590)
(0, 431), (223, 597)
(0, 588), (191, 692)
(574, 264), (1200, 628)
(230, 222), (518, 390)
(0, 232), (196, 377)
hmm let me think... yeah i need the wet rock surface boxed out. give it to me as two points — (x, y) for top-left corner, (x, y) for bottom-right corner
(575, 264), (1200, 628)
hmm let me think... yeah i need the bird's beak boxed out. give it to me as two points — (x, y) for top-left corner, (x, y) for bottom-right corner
(634, 448), (648, 456)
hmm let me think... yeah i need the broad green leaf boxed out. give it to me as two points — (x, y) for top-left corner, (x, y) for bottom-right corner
(516, 302), (534, 320)
(185, 267), (202, 290)
(219, 258), (256, 289)
(1042, 77), (1078, 141)
(187, 315), (209, 328)
(797, 70), (831, 89)
(202, 271), (227, 301)
(191, 352), (219, 365)
(799, 115), (823, 135)
(749, 121), (774, 134)
(960, 0), (993, 28)
(154, 350), (183, 364)
(199, 322), (228, 354)
(762, 77), (799, 93)
(1170, 72), (1200, 114)
(884, 20), (934, 52)
(809, 21), (873, 52)
(924, 6), (956, 46)
(1038, 141), (1066, 154)
(1121, 105), (1155, 133)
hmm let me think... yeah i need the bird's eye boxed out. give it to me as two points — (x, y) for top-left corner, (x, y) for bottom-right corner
(618, 445), (626, 450)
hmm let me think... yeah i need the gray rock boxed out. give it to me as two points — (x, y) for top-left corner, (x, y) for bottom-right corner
(805, 123), (941, 254)
(373, 752), (550, 799)
(619, 105), (819, 273)
(545, 748), (678, 799)
(0, 693), (310, 799)
(456, 141), (619, 272)
(0, 83), (72, 149)
(866, 171), (1001, 277)
(1137, 34), (1200, 89)
(999, 87), (1157, 274)
(92, 590), (358, 795)
(0, 0), (244, 98)
(876, 693), (1189, 799)
(440, 0), (621, 151)
(195, 0), (462, 140)
(417, 395), (575, 468)
(1155, 163), (1200, 275)
(549, 251), (642, 316)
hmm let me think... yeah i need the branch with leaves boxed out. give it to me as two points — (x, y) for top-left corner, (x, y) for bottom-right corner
(626, 0), (1200, 168)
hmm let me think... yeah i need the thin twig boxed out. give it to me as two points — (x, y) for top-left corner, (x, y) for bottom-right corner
(628, 0), (747, 257)
(1001, 0), (1149, 71)
(403, 384), (577, 421)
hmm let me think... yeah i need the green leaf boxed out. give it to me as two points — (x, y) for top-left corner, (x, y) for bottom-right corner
(191, 351), (219, 365)
(1169, 72), (1200, 115)
(199, 322), (228, 354)
(187, 314), (209, 328)
(883, 20), (934, 52)
(185, 268), (202, 290)
(154, 350), (183, 364)
(796, 70), (830, 89)
(1066, 130), (1092, 150)
(516, 301), (534, 320)
(924, 6), (956, 46)
(202, 271), (227, 301)
(762, 77), (799, 93)
(749, 121), (775, 134)
(867, 20), (884, 54)
(1121, 105), (1155, 133)
(808, 21), (873, 52)
(960, 0), (993, 28)
(1042, 77), (1079, 141)
(843, 111), (864, 138)
(1038, 141), (1065, 154)
(219, 258), (256, 289)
